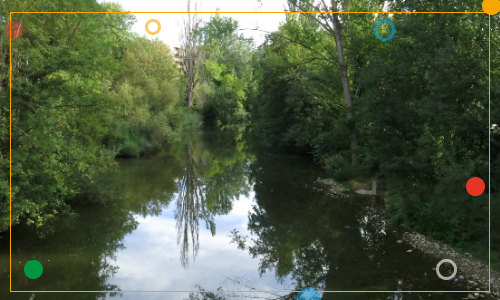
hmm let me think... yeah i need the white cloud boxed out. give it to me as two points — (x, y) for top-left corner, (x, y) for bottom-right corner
(106, 192), (293, 298)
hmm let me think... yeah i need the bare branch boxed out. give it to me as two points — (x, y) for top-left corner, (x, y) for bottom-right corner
(180, 0), (204, 107)
(239, 28), (336, 66)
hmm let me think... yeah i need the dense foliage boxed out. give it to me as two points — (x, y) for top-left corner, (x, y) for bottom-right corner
(107, 37), (189, 157)
(0, 0), (496, 271)
(198, 14), (255, 126)
(252, 0), (497, 262)
(0, 0), (195, 232)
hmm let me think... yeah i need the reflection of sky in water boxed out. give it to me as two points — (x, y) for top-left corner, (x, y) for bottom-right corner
(105, 191), (294, 299)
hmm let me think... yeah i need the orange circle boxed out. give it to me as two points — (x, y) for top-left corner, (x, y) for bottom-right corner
(145, 19), (161, 35)
(5, 21), (24, 39)
(483, 0), (500, 15)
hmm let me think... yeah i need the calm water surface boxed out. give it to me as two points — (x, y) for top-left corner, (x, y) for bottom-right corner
(1, 131), (475, 299)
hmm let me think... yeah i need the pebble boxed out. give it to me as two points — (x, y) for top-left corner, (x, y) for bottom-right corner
(403, 232), (500, 296)
(407, 250), (412, 253)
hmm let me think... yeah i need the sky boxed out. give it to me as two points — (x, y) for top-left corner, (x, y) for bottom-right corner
(101, 0), (290, 47)
(105, 191), (294, 299)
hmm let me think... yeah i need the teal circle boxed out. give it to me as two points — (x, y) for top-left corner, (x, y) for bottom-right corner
(24, 260), (43, 279)
(374, 19), (395, 41)
(297, 287), (321, 300)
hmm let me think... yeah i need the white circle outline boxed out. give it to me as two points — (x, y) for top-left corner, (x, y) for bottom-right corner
(436, 259), (457, 280)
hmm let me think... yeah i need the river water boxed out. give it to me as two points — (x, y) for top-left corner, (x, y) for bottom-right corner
(0, 130), (477, 299)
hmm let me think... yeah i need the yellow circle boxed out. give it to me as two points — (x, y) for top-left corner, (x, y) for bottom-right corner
(483, 0), (500, 15)
(145, 19), (161, 35)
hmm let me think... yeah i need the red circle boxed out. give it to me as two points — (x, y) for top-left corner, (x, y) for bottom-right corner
(5, 21), (24, 39)
(466, 177), (485, 196)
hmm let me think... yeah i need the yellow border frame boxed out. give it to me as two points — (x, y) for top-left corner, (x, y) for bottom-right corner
(9, 10), (491, 294)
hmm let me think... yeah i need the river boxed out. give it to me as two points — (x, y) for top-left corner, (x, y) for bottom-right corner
(0, 130), (478, 299)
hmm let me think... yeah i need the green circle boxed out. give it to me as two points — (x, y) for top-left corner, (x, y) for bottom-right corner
(24, 260), (43, 279)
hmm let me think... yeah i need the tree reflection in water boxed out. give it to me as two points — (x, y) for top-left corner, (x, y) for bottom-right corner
(175, 130), (252, 268)
(226, 152), (469, 300)
(176, 143), (205, 267)
(3, 130), (251, 299)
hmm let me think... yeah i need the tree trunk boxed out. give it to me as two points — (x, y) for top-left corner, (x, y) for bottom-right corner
(331, 14), (357, 166)
(186, 76), (193, 107)
(187, 91), (193, 107)
(181, 0), (201, 108)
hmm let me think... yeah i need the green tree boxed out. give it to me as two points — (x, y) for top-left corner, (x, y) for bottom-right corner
(1, 0), (135, 231)
(252, 15), (347, 157)
(252, 0), (493, 265)
(199, 14), (255, 125)
(357, 1), (490, 258)
(0, 0), (196, 232)
(107, 37), (184, 157)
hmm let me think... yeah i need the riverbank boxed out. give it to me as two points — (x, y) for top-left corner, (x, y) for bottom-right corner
(320, 177), (497, 297)
(402, 232), (499, 299)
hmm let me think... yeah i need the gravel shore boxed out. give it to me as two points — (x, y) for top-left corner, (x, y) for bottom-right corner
(403, 232), (499, 299)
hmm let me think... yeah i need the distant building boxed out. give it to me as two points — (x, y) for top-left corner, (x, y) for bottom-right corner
(172, 46), (184, 70)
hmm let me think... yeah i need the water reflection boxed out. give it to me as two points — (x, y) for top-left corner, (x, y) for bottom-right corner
(2, 199), (137, 299)
(1, 130), (476, 300)
(229, 152), (471, 299)
(176, 142), (205, 267)
(174, 131), (252, 267)
(2, 129), (253, 298)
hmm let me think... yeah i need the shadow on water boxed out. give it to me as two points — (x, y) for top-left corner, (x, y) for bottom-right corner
(226, 150), (476, 300)
(1, 129), (476, 300)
